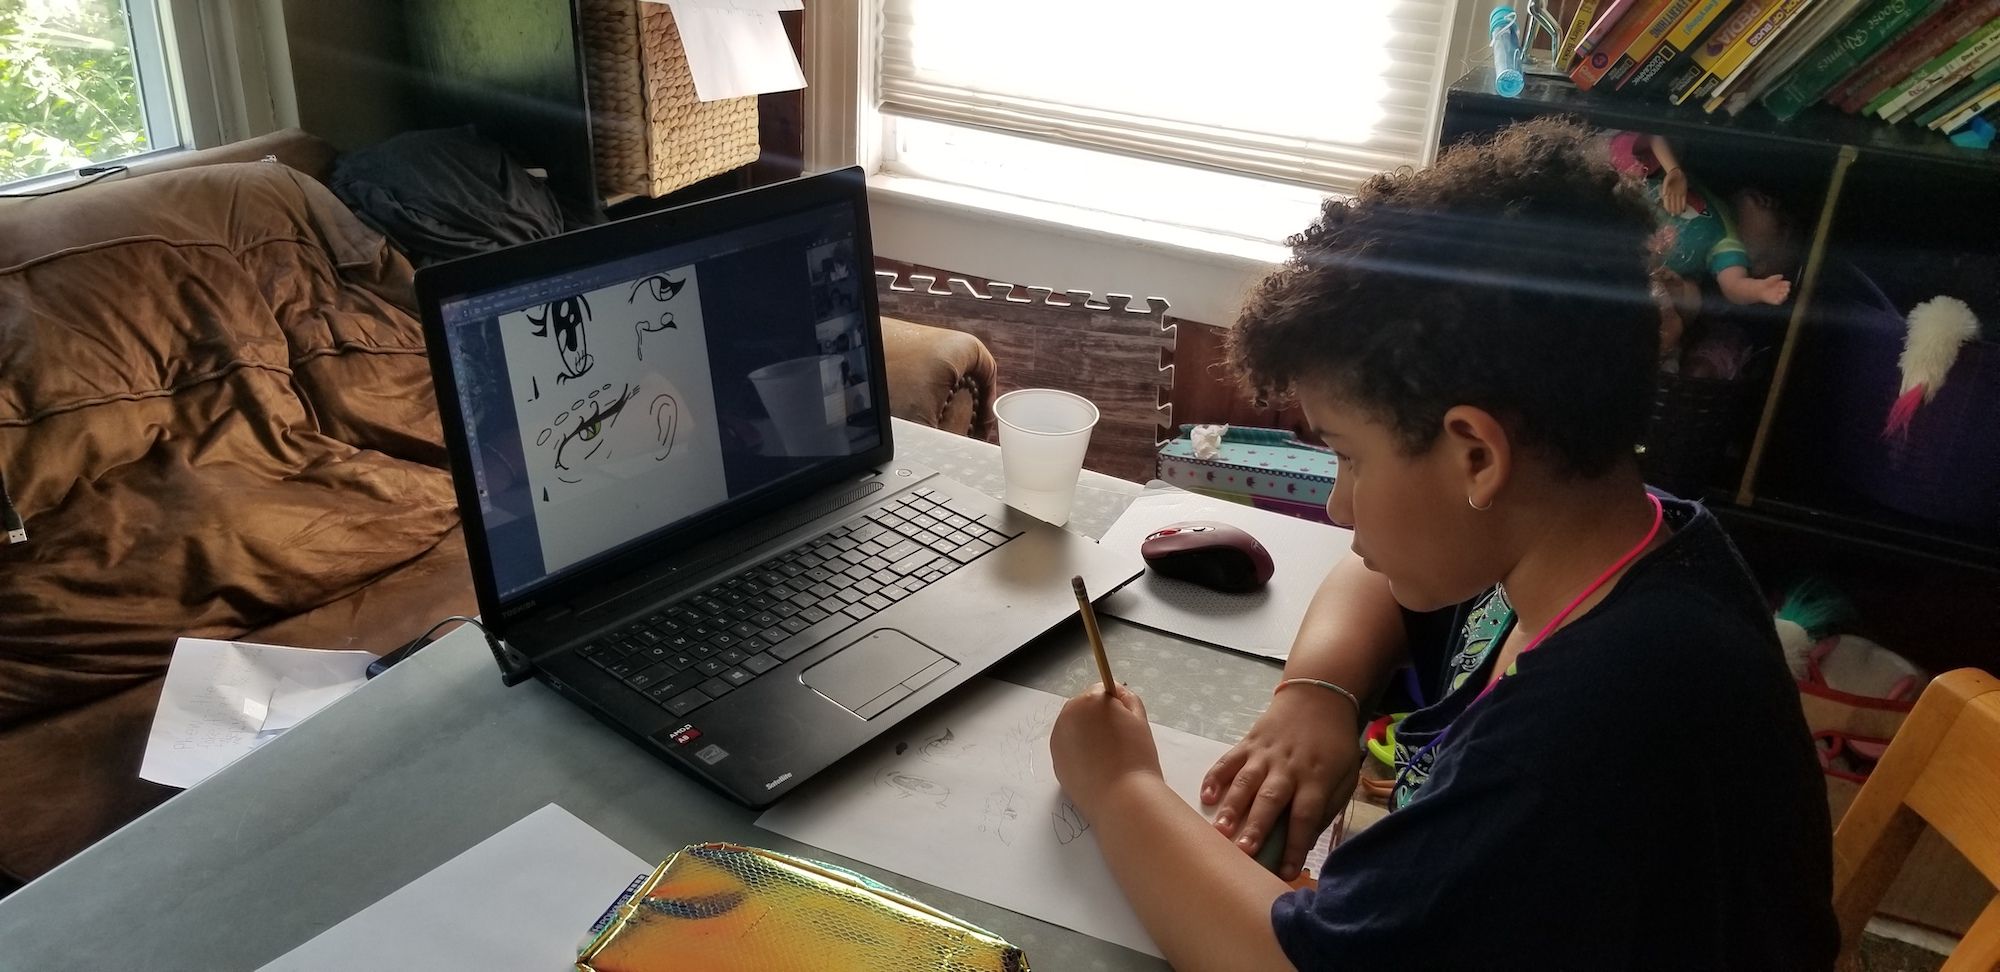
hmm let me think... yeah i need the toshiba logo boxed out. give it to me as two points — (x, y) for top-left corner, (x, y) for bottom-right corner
(764, 772), (794, 790)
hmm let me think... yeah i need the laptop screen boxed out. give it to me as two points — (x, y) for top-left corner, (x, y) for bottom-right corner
(433, 201), (881, 600)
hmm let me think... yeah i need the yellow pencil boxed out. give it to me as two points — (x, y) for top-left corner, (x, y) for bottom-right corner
(1071, 575), (1115, 688)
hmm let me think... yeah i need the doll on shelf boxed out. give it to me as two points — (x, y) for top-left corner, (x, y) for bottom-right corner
(1609, 132), (1795, 308)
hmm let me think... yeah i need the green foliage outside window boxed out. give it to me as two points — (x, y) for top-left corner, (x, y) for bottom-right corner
(1, 0), (149, 183)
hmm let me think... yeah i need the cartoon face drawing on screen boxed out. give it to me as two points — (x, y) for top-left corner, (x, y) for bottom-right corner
(533, 379), (682, 491)
(630, 272), (690, 361)
(526, 294), (594, 384)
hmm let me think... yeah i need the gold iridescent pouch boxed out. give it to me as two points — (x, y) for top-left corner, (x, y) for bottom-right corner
(575, 843), (1028, 972)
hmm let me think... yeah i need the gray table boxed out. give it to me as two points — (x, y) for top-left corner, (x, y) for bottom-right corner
(0, 420), (1284, 970)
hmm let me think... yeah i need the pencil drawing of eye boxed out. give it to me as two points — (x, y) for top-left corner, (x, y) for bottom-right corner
(552, 383), (638, 482)
(629, 273), (686, 304)
(877, 767), (950, 806)
(526, 294), (594, 384)
(918, 727), (974, 763)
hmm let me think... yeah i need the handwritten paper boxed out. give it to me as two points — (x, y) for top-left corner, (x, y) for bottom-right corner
(757, 677), (1231, 957)
(257, 804), (650, 971)
(659, 1), (806, 102)
(139, 638), (374, 789)
(1097, 491), (1353, 660)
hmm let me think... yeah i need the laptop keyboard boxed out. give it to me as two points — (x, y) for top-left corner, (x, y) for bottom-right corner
(574, 488), (1023, 717)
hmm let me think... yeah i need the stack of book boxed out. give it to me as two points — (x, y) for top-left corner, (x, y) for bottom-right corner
(1557, 0), (2000, 136)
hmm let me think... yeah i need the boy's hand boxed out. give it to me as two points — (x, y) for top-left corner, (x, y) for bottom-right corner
(1201, 688), (1362, 880)
(1051, 682), (1162, 810)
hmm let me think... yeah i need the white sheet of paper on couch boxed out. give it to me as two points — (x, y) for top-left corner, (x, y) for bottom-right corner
(138, 638), (374, 789)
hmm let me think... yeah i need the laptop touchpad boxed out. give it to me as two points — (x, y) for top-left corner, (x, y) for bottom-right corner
(802, 629), (955, 720)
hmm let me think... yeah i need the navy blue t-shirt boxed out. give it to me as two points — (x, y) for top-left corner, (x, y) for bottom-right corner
(1271, 498), (1838, 970)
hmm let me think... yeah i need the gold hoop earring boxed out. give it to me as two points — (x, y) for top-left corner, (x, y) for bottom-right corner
(1468, 495), (1492, 512)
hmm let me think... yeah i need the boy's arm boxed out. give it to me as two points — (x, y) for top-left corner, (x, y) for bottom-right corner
(1055, 684), (1299, 972)
(1093, 774), (1299, 972)
(1203, 553), (1409, 877)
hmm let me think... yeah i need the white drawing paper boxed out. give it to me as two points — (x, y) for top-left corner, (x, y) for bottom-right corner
(257, 804), (650, 971)
(498, 264), (729, 572)
(756, 677), (1232, 958)
(661, 1), (807, 102)
(259, 676), (357, 734)
(1097, 491), (1354, 660)
(140, 639), (374, 789)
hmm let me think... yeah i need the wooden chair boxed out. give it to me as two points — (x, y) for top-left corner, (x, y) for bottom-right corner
(1832, 668), (2000, 970)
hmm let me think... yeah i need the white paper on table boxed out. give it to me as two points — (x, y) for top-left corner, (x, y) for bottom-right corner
(1096, 491), (1353, 660)
(660, 1), (806, 101)
(139, 638), (375, 789)
(757, 677), (1231, 958)
(259, 676), (361, 734)
(257, 804), (651, 972)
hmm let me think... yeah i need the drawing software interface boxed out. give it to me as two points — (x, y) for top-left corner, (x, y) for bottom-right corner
(437, 203), (882, 598)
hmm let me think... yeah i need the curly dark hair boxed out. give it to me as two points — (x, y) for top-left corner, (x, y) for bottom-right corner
(1227, 117), (1659, 479)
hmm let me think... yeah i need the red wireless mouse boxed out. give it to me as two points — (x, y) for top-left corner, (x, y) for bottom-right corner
(1140, 521), (1274, 593)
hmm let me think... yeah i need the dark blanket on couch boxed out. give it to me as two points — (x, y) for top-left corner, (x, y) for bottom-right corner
(0, 161), (477, 882)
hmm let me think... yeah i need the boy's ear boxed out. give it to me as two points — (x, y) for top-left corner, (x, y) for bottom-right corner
(1440, 405), (1511, 508)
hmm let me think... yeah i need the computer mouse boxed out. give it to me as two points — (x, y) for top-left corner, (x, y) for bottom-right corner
(1140, 521), (1274, 593)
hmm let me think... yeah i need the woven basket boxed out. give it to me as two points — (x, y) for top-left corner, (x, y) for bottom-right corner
(578, 0), (761, 199)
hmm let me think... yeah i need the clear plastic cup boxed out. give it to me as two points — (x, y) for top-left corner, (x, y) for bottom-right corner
(750, 355), (849, 456)
(994, 388), (1100, 526)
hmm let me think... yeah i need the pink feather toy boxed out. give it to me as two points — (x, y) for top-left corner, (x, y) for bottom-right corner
(1883, 296), (1981, 441)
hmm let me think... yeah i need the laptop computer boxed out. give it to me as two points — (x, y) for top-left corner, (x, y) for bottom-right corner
(414, 167), (1137, 807)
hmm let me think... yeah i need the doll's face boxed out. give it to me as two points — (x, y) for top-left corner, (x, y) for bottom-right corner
(1733, 190), (1799, 280)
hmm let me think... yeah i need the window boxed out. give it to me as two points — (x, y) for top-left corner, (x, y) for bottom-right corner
(1, 0), (181, 185)
(874, 0), (1462, 244)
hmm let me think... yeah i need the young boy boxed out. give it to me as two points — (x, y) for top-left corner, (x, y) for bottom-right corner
(1048, 119), (1838, 970)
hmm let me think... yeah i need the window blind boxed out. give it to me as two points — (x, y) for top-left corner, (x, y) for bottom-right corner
(876, 0), (1458, 195)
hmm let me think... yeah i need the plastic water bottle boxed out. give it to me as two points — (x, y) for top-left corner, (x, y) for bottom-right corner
(1490, 6), (1524, 98)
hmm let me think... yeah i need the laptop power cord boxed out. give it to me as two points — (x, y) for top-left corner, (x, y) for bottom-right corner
(366, 615), (535, 687)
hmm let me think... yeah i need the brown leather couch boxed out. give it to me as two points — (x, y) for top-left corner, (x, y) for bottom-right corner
(0, 130), (996, 885)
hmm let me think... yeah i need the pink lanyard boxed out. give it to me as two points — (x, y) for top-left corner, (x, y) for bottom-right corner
(1401, 493), (1666, 774)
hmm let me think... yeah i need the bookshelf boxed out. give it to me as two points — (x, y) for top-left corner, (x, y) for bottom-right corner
(1441, 67), (2000, 674)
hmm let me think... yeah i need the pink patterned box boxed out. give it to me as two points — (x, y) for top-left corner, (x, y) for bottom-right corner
(1156, 426), (1338, 524)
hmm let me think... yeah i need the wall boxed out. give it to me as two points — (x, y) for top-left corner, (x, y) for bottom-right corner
(278, 0), (414, 149)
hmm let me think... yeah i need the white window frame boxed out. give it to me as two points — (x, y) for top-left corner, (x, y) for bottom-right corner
(806, 0), (1483, 327)
(2, 0), (294, 192)
(160, 0), (296, 150)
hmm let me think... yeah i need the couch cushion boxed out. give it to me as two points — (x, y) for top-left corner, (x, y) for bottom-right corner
(0, 162), (460, 728)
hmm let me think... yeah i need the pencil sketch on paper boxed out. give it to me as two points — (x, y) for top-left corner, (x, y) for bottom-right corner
(918, 727), (975, 763)
(526, 294), (594, 385)
(876, 767), (951, 808)
(753, 678), (1237, 960)
(999, 706), (1058, 783)
(1052, 798), (1090, 845)
(979, 787), (1022, 845)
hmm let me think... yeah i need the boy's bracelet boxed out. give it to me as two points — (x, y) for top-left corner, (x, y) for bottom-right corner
(1273, 677), (1362, 724)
